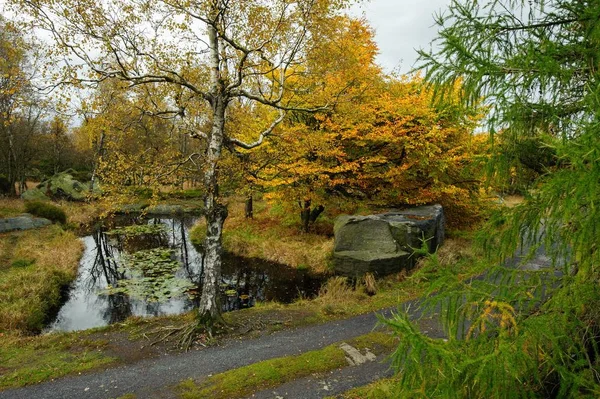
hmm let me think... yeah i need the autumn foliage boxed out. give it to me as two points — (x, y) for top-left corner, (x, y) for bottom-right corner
(243, 18), (487, 226)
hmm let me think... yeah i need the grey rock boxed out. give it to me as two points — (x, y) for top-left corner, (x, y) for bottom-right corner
(333, 204), (445, 277)
(0, 214), (52, 233)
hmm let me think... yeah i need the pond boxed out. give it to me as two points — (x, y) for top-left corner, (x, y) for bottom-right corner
(48, 214), (324, 332)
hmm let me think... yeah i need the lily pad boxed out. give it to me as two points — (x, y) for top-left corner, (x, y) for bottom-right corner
(101, 248), (195, 302)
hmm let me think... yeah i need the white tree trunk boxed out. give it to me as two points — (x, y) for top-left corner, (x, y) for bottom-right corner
(197, 20), (228, 328)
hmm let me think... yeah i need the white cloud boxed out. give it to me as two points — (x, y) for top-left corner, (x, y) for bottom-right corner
(350, 0), (452, 73)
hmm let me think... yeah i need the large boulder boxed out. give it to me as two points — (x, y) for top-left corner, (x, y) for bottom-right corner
(21, 172), (92, 201)
(333, 204), (445, 277)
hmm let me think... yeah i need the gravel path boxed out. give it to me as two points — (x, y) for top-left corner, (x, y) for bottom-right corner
(0, 307), (416, 399)
(244, 314), (445, 399)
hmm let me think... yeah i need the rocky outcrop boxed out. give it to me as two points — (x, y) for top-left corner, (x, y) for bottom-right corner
(333, 205), (445, 277)
(0, 214), (52, 233)
(21, 172), (94, 202)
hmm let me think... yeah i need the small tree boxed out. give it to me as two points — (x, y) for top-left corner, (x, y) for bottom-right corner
(0, 17), (43, 196)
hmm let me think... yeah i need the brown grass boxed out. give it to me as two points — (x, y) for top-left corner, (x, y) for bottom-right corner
(57, 201), (101, 228)
(313, 276), (369, 316)
(363, 272), (377, 296)
(435, 237), (477, 267)
(0, 198), (25, 218)
(0, 226), (83, 334)
(503, 195), (525, 207)
(194, 198), (335, 274)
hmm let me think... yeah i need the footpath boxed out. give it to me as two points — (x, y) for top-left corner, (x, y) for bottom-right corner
(0, 305), (442, 399)
(0, 249), (552, 399)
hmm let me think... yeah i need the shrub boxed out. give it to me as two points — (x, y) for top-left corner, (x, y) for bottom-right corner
(25, 201), (67, 224)
(69, 170), (92, 183)
(132, 187), (154, 199)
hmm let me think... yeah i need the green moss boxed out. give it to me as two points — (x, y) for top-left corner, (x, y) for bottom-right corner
(178, 347), (345, 399)
(325, 377), (400, 399)
(0, 334), (115, 390)
(189, 222), (206, 247)
(176, 332), (395, 399)
(10, 259), (36, 268)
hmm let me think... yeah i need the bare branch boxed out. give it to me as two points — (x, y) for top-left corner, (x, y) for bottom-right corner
(227, 108), (285, 150)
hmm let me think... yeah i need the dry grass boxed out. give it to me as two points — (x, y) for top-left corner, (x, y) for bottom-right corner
(0, 198), (25, 218)
(313, 276), (369, 316)
(57, 201), (101, 228)
(363, 272), (377, 296)
(0, 226), (83, 334)
(503, 195), (525, 207)
(192, 198), (335, 274)
(0, 197), (99, 228)
(225, 230), (334, 273)
(435, 237), (475, 265)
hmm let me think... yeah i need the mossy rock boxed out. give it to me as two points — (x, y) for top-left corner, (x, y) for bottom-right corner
(21, 172), (91, 202)
(333, 205), (445, 277)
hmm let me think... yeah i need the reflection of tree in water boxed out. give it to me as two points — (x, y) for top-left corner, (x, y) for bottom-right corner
(51, 214), (328, 331)
(160, 216), (203, 285)
(89, 229), (133, 324)
(220, 254), (322, 309)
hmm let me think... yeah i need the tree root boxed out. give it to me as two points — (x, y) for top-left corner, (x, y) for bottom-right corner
(147, 322), (207, 351)
(234, 317), (292, 335)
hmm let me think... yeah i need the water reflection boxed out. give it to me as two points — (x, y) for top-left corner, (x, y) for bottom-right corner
(48, 215), (324, 332)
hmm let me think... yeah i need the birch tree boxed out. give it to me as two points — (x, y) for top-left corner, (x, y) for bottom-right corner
(10, 0), (355, 328)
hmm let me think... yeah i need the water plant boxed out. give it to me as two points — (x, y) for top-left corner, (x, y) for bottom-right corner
(104, 248), (195, 302)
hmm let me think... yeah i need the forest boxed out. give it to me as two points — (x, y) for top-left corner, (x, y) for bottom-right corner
(0, 0), (599, 398)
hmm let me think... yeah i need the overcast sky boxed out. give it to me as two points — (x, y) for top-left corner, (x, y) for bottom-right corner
(350, 0), (453, 73)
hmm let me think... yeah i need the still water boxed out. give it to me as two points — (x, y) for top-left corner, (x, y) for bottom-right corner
(48, 215), (323, 332)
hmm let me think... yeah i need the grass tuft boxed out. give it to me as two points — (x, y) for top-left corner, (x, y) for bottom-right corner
(24, 201), (67, 224)
(315, 277), (368, 316)
(0, 198), (24, 218)
(362, 272), (377, 296)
